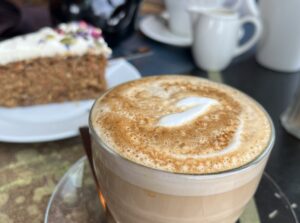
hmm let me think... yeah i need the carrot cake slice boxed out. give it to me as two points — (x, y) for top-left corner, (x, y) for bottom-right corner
(0, 21), (111, 107)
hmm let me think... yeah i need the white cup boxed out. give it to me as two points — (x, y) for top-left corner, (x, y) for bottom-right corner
(164, 0), (241, 38)
(188, 7), (262, 71)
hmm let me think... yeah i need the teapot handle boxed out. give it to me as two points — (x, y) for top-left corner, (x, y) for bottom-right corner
(234, 16), (262, 56)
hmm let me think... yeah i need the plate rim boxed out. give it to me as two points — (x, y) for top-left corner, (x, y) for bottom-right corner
(0, 129), (80, 143)
(44, 156), (87, 223)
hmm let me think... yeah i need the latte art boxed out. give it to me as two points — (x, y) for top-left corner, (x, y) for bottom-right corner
(158, 97), (219, 127)
(91, 76), (272, 174)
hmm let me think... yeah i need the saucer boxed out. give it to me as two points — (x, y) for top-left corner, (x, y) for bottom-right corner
(139, 14), (192, 47)
(45, 157), (299, 223)
(0, 59), (141, 143)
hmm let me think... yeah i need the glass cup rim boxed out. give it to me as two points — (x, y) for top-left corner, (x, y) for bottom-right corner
(89, 79), (276, 178)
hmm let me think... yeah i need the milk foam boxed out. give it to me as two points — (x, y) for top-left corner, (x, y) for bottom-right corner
(158, 97), (219, 127)
(91, 76), (272, 174)
(168, 121), (243, 159)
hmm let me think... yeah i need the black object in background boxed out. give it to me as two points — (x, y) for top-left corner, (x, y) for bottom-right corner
(0, 0), (21, 37)
(0, 0), (51, 40)
(49, 0), (142, 47)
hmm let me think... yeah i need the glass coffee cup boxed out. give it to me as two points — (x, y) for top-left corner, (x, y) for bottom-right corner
(89, 75), (275, 223)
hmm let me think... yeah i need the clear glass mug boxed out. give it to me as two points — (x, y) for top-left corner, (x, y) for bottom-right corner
(89, 93), (275, 223)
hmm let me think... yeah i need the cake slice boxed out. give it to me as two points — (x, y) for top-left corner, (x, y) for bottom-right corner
(0, 21), (111, 107)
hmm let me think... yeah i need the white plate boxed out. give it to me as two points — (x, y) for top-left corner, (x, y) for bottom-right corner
(140, 14), (192, 47)
(0, 59), (141, 143)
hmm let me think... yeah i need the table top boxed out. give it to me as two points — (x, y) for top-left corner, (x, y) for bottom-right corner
(1, 2), (300, 223)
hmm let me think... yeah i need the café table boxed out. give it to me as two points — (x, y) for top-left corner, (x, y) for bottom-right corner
(0, 1), (300, 223)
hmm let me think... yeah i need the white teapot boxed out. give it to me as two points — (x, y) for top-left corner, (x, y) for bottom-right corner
(256, 0), (300, 72)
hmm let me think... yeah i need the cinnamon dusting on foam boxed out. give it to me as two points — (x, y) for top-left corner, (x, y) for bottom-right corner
(91, 76), (272, 174)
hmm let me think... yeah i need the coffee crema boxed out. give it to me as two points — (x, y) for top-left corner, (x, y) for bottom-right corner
(91, 75), (272, 174)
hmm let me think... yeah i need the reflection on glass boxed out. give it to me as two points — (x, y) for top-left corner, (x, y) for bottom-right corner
(281, 82), (300, 139)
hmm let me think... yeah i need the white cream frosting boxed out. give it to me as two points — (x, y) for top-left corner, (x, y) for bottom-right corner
(0, 22), (112, 65)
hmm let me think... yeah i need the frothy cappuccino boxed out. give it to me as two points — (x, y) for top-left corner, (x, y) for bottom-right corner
(91, 75), (271, 174)
(90, 75), (274, 223)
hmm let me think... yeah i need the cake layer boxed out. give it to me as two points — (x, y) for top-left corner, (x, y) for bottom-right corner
(0, 22), (111, 107)
(0, 54), (107, 107)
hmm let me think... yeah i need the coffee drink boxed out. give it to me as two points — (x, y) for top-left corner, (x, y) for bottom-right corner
(90, 75), (274, 223)
(92, 76), (271, 174)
